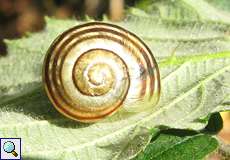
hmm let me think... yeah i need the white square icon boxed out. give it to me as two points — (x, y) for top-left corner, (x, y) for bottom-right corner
(0, 138), (21, 160)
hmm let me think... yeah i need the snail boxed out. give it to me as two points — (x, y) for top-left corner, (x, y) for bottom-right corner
(43, 22), (160, 123)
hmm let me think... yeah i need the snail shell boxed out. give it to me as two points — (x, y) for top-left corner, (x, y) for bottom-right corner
(43, 22), (160, 123)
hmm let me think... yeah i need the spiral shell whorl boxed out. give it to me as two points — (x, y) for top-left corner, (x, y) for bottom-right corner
(43, 22), (160, 122)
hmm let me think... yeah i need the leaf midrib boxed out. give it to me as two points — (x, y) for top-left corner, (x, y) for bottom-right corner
(159, 51), (230, 67)
(5, 62), (229, 156)
(1, 51), (229, 94)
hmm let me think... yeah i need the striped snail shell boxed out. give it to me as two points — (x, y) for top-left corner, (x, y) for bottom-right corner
(43, 22), (160, 123)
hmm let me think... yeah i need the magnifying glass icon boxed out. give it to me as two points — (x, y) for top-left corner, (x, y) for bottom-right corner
(3, 141), (18, 157)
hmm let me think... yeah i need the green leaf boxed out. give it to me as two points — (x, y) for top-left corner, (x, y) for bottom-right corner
(134, 112), (223, 159)
(202, 113), (223, 134)
(134, 0), (230, 23)
(0, 1), (230, 159)
(134, 131), (218, 160)
(205, 0), (230, 12)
